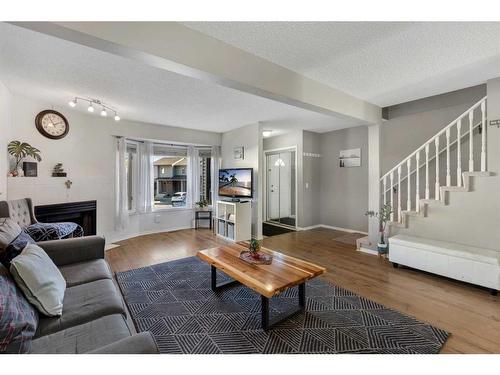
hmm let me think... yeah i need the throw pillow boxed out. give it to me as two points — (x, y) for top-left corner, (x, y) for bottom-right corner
(0, 264), (39, 353)
(10, 244), (66, 317)
(0, 231), (36, 268)
(0, 218), (22, 250)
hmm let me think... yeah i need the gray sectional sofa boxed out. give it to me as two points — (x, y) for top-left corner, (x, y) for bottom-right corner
(28, 236), (158, 354)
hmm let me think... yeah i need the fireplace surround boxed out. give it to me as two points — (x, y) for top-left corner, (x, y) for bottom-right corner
(34, 200), (97, 236)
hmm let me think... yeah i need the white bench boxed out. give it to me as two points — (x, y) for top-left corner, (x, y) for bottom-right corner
(389, 234), (500, 295)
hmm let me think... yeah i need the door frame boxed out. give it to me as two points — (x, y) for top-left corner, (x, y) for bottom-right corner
(263, 146), (298, 229)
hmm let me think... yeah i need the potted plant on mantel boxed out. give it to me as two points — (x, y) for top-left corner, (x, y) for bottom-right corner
(365, 204), (393, 255)
(7, 140), (42, 177)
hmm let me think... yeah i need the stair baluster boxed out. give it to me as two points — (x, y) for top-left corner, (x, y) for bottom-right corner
(425, 144), (430, 200)
(390, 172), (394, 222)
(446, 128), (451, 186)
(383, 176), (387, 205)
(481, 101), (487, 172)
(415, 150), (420, 213)
(407, 158), (411, 211)
(397, 166), (402, 222)
(435, 137), (440, 200)
(469, 111), (474, 171)
(457, 119), (462, 186)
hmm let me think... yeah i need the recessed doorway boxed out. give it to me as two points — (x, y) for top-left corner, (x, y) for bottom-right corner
(264, 147), (297, 229)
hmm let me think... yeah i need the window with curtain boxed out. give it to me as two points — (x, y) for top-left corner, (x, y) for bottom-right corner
(125, 141), (139, 212)
(119, 140), (217, 214)
(152, 144), (188, 209)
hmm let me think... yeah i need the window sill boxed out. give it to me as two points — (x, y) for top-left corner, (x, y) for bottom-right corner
(152, 206), (193, 213)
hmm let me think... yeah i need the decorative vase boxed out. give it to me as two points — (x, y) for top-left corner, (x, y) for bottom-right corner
(377, 243), (388, 254)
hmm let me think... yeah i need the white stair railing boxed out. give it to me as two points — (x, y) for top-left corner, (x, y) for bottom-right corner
(380, 96), (487, 223)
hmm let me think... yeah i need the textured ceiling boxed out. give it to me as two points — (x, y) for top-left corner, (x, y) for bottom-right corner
(0, 22), (359, 134)
(184, 22), (500, 107)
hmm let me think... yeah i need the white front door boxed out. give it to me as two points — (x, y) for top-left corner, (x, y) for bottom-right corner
(267, 153), (280, 221)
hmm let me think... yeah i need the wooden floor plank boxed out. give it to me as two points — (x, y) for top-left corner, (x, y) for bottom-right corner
(106, 227), (500, 353)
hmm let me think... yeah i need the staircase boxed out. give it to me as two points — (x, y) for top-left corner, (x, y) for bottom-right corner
(380, 96), (490, 229)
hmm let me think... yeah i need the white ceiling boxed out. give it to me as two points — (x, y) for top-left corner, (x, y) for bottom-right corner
(184, 22), (500, 107)
(0, 22), (360, 134)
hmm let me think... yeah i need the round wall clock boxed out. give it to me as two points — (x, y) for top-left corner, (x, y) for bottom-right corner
(35, 110), (69, 140)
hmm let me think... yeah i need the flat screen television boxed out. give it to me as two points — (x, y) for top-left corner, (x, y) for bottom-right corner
(218, 168), (253, 199)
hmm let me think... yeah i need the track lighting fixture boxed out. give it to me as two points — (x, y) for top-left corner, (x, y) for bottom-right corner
(68, 97), (119, 122)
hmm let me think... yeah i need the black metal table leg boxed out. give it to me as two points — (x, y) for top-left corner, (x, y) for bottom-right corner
(260, 282), (306, 330)
(298, 282), (306, 308)
(210, 265), (239, 292)
(261, 295), (270, 330)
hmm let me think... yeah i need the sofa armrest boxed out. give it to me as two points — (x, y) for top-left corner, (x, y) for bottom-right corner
(88, 332), (159, 354)
(37, 235), (105, 267)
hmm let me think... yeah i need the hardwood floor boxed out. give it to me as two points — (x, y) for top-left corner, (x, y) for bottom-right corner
(106, 227), (500, 353)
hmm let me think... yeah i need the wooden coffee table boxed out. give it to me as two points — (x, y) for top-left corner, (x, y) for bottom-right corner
(197, 243), (326, 330)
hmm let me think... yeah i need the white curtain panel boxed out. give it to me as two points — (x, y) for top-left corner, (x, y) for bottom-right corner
(211, 145), (221, 206)
(138, 141), (153, 214)
(115, 137), (129, 230)
(186, 146), (200, 209)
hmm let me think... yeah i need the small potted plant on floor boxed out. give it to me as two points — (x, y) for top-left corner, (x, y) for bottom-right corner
(7, 140), (42, 177)
(365, 204), (393, 255)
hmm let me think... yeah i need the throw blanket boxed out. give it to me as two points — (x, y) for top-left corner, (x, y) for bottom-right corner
(24, 222), (84, 242)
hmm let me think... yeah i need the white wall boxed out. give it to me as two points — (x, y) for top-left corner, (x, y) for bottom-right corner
(0, 81), (12, 200)
(221, 122), (263, 239)
(5, 93), (221, 243)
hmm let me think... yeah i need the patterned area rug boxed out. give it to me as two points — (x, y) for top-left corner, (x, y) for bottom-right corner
(116, 256), (449, 354)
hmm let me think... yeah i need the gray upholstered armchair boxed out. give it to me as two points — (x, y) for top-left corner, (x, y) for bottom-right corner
(0, 198), (38, 228)
(0, 198), (83, 241)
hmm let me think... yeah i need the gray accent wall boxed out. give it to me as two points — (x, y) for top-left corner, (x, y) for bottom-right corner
(381, 85), (486, 175)
(263, 127), (369, 232)
(302, 131), (322, 228)
(319, 126), (369, 232)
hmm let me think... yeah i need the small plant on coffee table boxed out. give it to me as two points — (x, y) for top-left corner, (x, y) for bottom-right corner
(249, 238), (261, 258)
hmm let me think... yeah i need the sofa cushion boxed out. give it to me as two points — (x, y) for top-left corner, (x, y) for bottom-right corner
(88, 332), (159, 354)
(30, 314), (131, 354)
(36, 279), (126, 337)
(0, 264), (39, 353)
(10, 244), (66, 317)
(0, 218), (22, 250)
(0, 231), (36, 268)
(59, 259), (113, 287)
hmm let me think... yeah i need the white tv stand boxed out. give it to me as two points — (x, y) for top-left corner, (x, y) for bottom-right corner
(215, 200), (251, 242)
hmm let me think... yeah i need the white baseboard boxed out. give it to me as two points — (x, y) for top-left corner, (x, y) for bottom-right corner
(297, 224), (368, 235)
(358, 245), (378, 256)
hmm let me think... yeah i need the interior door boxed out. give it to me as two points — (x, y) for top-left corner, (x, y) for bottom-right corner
(266, 150), (296, 227)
